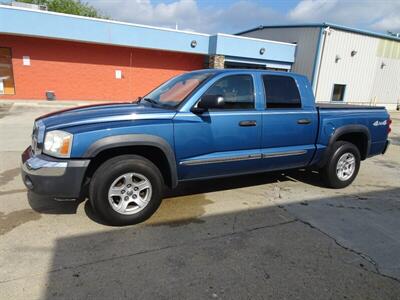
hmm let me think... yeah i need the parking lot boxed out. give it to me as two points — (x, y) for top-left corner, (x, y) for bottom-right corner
(0, 102), (399, 299)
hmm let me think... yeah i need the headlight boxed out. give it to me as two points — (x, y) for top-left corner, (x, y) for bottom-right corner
(43, 130), (73, 158)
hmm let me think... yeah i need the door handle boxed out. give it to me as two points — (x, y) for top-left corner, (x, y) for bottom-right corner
(297, 119), (311, 125)
(239, 120), (257, 127)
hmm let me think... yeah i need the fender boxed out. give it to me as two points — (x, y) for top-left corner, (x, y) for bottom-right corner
(317, 124), (371, 168)
(84, 134), (178, 188)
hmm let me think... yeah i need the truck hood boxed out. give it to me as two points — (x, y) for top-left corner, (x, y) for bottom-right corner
(37, 102), (176, 130)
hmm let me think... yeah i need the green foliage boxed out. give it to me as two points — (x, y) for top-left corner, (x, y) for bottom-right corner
(16, 0), (107, 19)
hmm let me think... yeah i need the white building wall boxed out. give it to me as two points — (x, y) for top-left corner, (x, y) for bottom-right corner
(315, 29), (400, 109)
(370, 39), (400, 109)
(241, 27), (320, 81)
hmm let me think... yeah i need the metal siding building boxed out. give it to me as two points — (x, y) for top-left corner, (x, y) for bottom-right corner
(241, 26), (321, 83)
(239, 23), (400, 110)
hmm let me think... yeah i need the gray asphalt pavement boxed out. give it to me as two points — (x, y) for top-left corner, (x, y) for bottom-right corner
(0, 102), (399, 299)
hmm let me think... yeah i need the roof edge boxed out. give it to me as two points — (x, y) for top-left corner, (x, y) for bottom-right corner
(215, 33), (296, 46)
(0, 4), (211, 37)
(236, 22), (400, 42)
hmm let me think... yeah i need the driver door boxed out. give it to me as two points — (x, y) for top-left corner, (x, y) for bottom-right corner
(173, 74), (262, 180)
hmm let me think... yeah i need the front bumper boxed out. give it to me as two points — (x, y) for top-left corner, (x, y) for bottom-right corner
(21, 146), (90, 199)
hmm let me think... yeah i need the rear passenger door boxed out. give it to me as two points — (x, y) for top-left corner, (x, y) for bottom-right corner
(261, 74), (317, 171)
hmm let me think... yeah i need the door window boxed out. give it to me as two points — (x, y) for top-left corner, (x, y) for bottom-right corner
(203, 75), (255, 109)
(0, 48), (15, 95)
(262, 75), (301, 108)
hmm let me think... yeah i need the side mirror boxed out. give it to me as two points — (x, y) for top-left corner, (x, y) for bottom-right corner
(192, 95), (224, 114)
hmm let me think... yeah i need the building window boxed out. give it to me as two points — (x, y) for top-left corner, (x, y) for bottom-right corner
(0, 48), (15, 95)
(331, 84), (346, 101)
(262, 75), (301, 108)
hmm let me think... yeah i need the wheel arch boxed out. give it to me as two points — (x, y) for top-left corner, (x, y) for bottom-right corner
(318, 125), (371, 168)
(83, 134), (178, 189)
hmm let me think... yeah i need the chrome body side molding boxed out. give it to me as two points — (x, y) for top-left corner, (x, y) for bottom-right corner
(180, 150), (307, 166)
(262, 150), (307, 159)
(180, 154), (261, 166)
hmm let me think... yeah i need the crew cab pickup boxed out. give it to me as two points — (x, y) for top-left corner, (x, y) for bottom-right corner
(21, 69), (391, 225)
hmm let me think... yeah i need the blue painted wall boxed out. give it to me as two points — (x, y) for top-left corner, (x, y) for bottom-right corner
(0, 5), (209, 54)
(0, 5), (296, 65)
(211, 34), (296, 63)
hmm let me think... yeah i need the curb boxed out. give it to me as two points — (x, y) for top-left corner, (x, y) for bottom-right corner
(0, 99), (110, 108)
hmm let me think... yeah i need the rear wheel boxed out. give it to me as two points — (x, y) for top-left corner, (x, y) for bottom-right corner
(321, 141), (361, 188)
(89, 155), (163, 225)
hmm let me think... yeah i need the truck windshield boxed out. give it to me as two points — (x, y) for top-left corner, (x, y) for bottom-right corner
(143, 72), (213, 108)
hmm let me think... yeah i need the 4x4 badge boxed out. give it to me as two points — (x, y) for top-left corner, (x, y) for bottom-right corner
(373, 120), (387, 126)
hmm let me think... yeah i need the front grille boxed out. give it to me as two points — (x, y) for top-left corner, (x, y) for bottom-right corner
(31, 121), (44, 155)
(31, 123), (39, 154)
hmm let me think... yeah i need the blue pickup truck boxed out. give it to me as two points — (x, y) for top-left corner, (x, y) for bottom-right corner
(21, 69), (391, 225)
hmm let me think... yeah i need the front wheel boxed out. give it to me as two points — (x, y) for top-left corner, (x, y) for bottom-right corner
(89, 155), (163, 225)
(321, 141), (361, 189)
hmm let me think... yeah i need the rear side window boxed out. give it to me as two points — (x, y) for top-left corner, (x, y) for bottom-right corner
(262, 75), (301, 109)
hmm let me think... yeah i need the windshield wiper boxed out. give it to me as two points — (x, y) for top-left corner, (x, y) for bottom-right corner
(142, 97), (173, 109)
(142, 98), (159, 105)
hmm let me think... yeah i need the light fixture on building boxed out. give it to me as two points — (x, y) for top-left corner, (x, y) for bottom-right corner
(259, 48), (266, 55)
(335, 55), (341, 63)
(381, 62), (386, 69)
(351, 50), (357, 57)
(190, 40), (197, 48)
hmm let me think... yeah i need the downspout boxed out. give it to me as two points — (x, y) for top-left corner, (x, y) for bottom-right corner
(311, 26), (328, 99)
(130, 49), (134, 100)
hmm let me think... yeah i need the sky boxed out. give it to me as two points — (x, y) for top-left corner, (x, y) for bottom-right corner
(82, 0), (400, 35)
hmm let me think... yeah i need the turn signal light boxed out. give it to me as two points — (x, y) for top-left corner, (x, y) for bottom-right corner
(59, 136), (72, 155)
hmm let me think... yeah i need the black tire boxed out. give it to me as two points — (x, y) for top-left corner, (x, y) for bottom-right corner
(89, 155), (163, 226)
(321, 141), (361, 189)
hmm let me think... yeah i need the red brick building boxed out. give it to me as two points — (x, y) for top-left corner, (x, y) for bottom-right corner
(0, 5), (296, 101)
(1, 35), (204, 101)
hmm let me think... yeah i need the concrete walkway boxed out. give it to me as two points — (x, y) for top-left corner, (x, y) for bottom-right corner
(0, 103), (399, 299)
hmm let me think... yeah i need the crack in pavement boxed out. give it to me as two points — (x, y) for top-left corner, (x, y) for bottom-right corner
(325, 203), (372, 211)
(269, 184), (400, 284)
(276, 204), (400, 285)
(3, 213), (399, 287)
(297, 217), (400, 284)
(2, 199), (400, 289)
(231, 214), (238, 233)
(0, 219), (297, 284)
